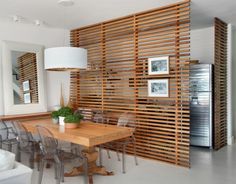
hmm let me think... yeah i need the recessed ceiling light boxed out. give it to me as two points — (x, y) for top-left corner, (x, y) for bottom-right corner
(34, 20), (42, 26)
(12, 15), (20, 22)
(58, 0), (74, 6)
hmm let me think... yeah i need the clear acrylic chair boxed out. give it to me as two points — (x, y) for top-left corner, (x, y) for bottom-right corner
(12, 121), (40, 169)
(36, 125), (88, 184)
(104, 112), (138, 173)
(93, 110), (107, 124)
(0, 121), (18, 152)
(91, 110), (109, 167)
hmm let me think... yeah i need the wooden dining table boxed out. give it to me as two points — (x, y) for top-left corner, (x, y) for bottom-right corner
(21, 118), (133, 183)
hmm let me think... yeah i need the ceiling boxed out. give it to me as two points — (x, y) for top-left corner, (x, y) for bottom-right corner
(0, 0), (235, 30)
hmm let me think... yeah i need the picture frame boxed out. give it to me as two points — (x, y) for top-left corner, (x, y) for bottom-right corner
(148, 79), (169, 97)
(148, 56), (169, 75)
(22, 80), (30, 91)
(24, 93), (31, 104)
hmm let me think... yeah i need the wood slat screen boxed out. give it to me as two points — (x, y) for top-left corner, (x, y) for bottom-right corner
(70, 0), (190, 167)
(214, 18), (228, 150)
(18, 53), (39, 103)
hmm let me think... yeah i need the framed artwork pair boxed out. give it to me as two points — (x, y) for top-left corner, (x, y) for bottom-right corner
(148, 56), (169, 97)
(22, 80), (31, 103)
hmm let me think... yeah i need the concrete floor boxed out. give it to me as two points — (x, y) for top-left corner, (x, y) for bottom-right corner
(20, 144), (236, 184)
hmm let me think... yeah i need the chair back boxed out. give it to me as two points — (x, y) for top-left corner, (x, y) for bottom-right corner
(75, 108), (93, 120)
(0, 121), (9, 140)
(36, 126), (58, 155)
(3, 121), (17, 139)
(117, 112), (136, 129)
(12, 121), (32, 148)
(92, 111), (107, 124)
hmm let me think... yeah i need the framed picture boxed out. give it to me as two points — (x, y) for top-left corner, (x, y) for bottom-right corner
(148, 79), (169, 97)
(24, 93), (31, 104)
(22, 80), (30, 91)
(148, 56), (169, 75)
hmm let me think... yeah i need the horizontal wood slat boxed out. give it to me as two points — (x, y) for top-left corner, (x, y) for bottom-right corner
(70, 0), (190, 167)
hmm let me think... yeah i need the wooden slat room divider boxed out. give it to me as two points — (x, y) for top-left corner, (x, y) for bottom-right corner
(18, 53), (38, 103)
(214, 18), (228, 150)
(70, 0), (190, 167)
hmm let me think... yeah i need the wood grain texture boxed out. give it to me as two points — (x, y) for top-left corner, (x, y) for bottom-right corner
(214, 18), (228, 150)
(70, 0), (190, 167)
(0, 112), (51, 121)
(21, 118), (133, 147)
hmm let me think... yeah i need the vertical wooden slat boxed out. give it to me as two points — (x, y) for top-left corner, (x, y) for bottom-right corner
(174, 5), (181, 165)
(101, 23), (106, 112)
(133, 15), (138, 118)
(214, 18), (228, 150)
(70, 0), (190, 167)
(70, 31), (80, 109)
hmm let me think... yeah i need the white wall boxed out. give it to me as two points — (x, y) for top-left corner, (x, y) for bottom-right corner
(0, 21), (71, 115)
(191, 27), (214, 64)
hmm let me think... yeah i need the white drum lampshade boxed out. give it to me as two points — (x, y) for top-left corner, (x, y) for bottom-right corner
(44, 47), (87, 71)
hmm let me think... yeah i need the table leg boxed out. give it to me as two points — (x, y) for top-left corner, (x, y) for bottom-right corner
(64, 147), (113, 178)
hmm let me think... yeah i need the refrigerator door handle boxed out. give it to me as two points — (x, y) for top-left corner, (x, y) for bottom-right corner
(191, 96), (199, 105)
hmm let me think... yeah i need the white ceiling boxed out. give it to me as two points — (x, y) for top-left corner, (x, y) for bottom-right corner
(0, 0), (235, 30)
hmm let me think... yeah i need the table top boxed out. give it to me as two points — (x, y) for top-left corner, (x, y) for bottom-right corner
(21, 118), (133, 147)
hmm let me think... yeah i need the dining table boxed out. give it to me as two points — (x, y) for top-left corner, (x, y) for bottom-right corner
(21, 118), (133, 184)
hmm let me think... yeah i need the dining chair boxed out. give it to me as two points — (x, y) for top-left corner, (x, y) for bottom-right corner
(12, 121), (40, 169)
(93, 110), (106, 124)
(103, 112), (138, 173)
(91, 110), (110, 167)
(75, 108), (93, 121)
(36, 125), (88, 184)
(0, 121), (18, 152)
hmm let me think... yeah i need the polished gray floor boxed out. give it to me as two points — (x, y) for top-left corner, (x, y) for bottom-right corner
(25, 144), (236, 184)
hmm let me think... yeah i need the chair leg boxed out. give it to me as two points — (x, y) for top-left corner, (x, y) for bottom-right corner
(133, 141), (138, 166)
(106, 149), (111, 159)
(16, 143), (21, 162)
(60, 162), (65, 183)
(122, 145), (126, 174)
(116, 147), (121, 161)
(0, 136), (2, 149)
(99, 146), (103, 166)
(38, 160), (45, 184)
(30, 154), (35, 169)
(56, 163), (61, 184)
(35, 143), (41, 171)
(54, 163), (58, 179)
(8, 144), (12, 152)
(36, 154), (41, 171)
(53, 155), (61, 184)
(29, 149), (35, 169)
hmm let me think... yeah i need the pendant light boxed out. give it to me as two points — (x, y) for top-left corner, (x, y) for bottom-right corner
(44, 0), (87, 71)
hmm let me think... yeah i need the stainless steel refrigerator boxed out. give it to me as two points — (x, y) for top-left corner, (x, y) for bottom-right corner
(190, 64), (213, 148)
